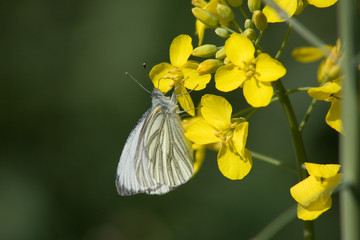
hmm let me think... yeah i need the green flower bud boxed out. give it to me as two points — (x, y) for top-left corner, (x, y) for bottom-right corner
(192, 44), (218, 58)
(197, 59), (224, 75)
(217, 4), (235, 22)
(244, 19), (254, 29)
(215, 27), (230, 38)
(192, 7), (219, 28)
(226, 0), (243, 7)
(244, 28), (257, 41)
(252, 10), (268, 31)
(215, 47), (226, 60)
(247, 0), (261, 13)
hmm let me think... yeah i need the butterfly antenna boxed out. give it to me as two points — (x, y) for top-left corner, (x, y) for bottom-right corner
(125, 72), (152, 94)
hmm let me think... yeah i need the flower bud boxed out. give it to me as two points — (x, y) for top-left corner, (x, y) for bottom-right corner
(244, 29), (257, 41)
(244, 19), (254, 29)
(191, 0), (207, 8)
(247, 0), (261, 13)
(192, 44), (218, 57)
(217, 4), (235, 22)
(224, 57), (231, 65)
(197, 59), (224, 75)
(215, 47), (226, 60)
(192, 7), (219, 28)
(252, 10), (268, 31)
(215, 27), (230, 38)
(227, 0), (243, 7)
(294, 0), (305, 15)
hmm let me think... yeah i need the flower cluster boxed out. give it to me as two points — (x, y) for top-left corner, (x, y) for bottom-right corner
(147, 0), (341, 222)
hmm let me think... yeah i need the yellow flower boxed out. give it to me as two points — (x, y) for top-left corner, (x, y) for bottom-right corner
(292, 42), (340, 84)
(192, 0), (231, 46)
(308, 79), (343, 133)
(215, 33), (286, 107)
(307, 0), (337, 8)
(149, 34), (211, 116)
(290, 162), (342, 220)
(184, 94), (252, 180)
(262, 0), (337, 23)
(262, 0), (298, 23)
(183, 108), (222, 175)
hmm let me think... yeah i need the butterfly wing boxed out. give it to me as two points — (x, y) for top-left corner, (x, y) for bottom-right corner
(116, 109), (159, 196)
(140, 104), (194, 194)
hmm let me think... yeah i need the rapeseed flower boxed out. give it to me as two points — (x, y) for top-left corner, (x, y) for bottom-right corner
(308, 79), (342, 133)
(184, 94), (252, 180)
(215, 33), (286, 107)
(263, 0), (337, 23)
(149, 34), (211, 116)
(290, 162), (342, 220)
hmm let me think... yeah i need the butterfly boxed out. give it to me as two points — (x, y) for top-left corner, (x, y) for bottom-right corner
(115, 87), (194, 195)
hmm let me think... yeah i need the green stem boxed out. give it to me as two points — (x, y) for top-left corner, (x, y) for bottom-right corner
(251, 151), (297, 173)
(299, 98), (317, 132)
(339, 0), (360, 240)
(275, 24), (292, 59)
(220, 24), (236, 34)
(231, 20), (243, 33)
(286, 87), (311, 95)
(253, 204), (297, 240)
(255, 31), (264, 48)
(274, 79), (313, 240)
(238, 5), (248, 19)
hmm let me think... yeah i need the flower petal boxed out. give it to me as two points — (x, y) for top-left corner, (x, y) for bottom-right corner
(182, 61), (211, 90)
(290, 173), (341, 207)
(307, 0), (337, 8)
(256, 53), (286, 82)
(215, 64), (247, 92)
(170, 34), (193, 68)
(297, 197), (332, 221)
(290, 175), (323, 207)
(326, 99), (343, 133)
(184, 117), (219, 145)
(201, 94), (232, 130)
(174, 84), (195, 116)
(292, 46), (327, 63)
(218, 144), (252, 180)
(195, 20), (206, 46)
(243, 78), (273, 107)
(232, 121), (249, 157)
(307, 81), (341, 101)
(305, 162), (341, 178)
(192, 144), (206, 175)
(225, 33), (255, 65)
(262, 0), (297, 23)
(149, 62), (176, 93)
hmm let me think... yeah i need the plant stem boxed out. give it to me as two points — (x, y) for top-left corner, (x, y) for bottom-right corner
(339, 0), (360, 240)
(274, 79), (313, 240)
(299, 98), (317, 132)
(254, 204), (297, 240)
(251, 151), (297, 173)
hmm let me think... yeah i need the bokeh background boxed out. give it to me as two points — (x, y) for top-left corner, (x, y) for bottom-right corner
(1, 1), (340, 239)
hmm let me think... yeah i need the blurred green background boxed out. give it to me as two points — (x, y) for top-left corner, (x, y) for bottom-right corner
(1, 1), (340, 239)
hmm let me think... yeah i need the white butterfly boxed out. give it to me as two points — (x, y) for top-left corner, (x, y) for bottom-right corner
(116, 88), (194, 195)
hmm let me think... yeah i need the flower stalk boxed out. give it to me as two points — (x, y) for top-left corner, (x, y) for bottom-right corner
(339, 0), (360, 239)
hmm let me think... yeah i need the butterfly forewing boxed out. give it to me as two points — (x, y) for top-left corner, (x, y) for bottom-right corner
(116, 88), (194, 196)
